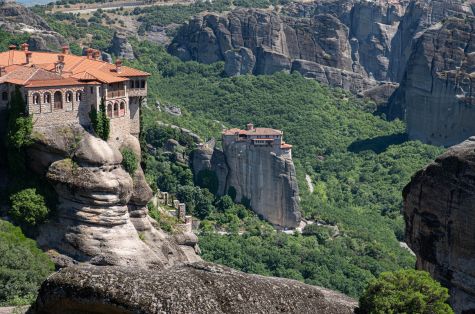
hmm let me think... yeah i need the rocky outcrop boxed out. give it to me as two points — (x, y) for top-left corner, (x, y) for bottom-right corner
(109, 32), (135, 60)
(0, 2), (66, 51)
(193, 139), (301, 228)
(28, 262), (357, 314)
(169, 0), (473, 98)
(403, 137), (475, 313)
(390, 16), (475, 146)
(29, 126), (200, 269)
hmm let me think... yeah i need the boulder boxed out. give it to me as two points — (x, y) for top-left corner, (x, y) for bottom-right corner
(224, 47), (256, 76)
(403, 137), (475, 313)
(109, 32), (135, 60)
(28, 263), (357, 314)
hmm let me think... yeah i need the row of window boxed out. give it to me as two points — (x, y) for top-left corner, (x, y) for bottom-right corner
(32, 91), (82, 108)
(130, 80), (146, 89)
(107, 101), (126, 118)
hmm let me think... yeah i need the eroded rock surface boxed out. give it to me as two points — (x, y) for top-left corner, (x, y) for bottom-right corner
(403, 138), (475, 313)
(28, 262), (357, 314)
(29, 126), (200, 269)
(389, 15), (475, 146)
(193, 139), (300, 228)
(109, 32), (135, 60)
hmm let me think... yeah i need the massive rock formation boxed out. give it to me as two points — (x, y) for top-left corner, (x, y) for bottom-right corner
(28, 262), (357, 314)
(28, 126), (200, 269)
(109, 32), (135, 60)
(169, 0), (473, 99)
(0, 1), (66, 51)
(403, 137), (475, 313)
(389, 15), (475, 146)
(193, 139), (301, 228)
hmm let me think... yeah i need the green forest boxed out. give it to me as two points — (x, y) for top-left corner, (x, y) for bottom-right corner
(126, 41), (444, 297)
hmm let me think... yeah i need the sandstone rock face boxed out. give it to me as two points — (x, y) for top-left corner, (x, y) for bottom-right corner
(29, 126), (200, 269)
(193, 139), (301, 228)
(109, 32), (135, 60)
(28, 262), (357, 314)
(403, 138), (475, 313)
(169, 0), (473, 99)
(390, 16), (475, 146)
(0, 2), (66, 51)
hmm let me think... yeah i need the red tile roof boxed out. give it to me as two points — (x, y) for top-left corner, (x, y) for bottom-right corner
(223, 127), (283, 136)
(0, 48), (149, 86)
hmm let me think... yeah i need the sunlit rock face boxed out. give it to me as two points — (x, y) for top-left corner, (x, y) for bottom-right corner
(28, 262), (358, 314)
(30, 126), (200, 269)
(404, 138), (475, 313)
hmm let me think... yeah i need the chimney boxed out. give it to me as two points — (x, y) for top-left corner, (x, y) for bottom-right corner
(86, 48), (93, 59)
(20, 43), (29, 52)
(246, 122), (254, 131)
(93, 50), (100, 60)
(115, 59), (122, 73)
(55, 54), (65, 74)
(62, 45), (70, 55)
(25, 51), (32, 64)
(8, 45), (16, 50)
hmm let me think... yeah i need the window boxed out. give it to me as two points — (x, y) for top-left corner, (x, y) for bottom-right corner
(44, 92), (51, 104)
(1, 92), (7, 101)
(66, 91), (73, 103)
(90, 87), (94, 93)
(107, 103), (113, 118)
(54, 91), (63, 110)
(32, 93), (40, 105)
(140, 80), (145, 89)
(130, 81), (134, 89)
(119, 101), (125, 117)
(113, 102), (119, 117)
(76, 91), (82, 102)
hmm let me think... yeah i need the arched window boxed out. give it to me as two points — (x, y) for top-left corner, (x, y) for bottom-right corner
(54, 91), (63, 110)
(66, 91), (73, 103)
(113, 102), (119, 117)
(76, 91), (82, 102)
(107, 103), (113, 118)
(119, 101), (125, 116)
(44, 92), (51, 104)
(32, 93), (40, 105)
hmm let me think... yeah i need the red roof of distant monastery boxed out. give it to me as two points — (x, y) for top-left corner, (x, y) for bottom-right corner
(223, 127), (283, 136)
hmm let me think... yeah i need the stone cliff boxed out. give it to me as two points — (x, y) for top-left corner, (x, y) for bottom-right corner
(403, 137), (475, 313)
(168, 0), (472, 97)
(28, 262), (357, 314)
(193, 139), (301, 228)
(28, 126), (200, 269)
(389, 15), (475, 146)
(0, 2), (66, 51)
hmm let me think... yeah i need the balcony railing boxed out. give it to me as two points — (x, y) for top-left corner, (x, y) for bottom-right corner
(107, 90), (125, 98)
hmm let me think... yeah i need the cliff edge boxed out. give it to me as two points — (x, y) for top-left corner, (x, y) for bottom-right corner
(403, 137), (475, 313)
(28, 262), (357, 314)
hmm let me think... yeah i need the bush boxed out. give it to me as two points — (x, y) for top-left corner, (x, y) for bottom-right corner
(358, 269), (453, 314)
(0, 219), (54, 306)
(9, 189), (49, 227)
(89, 99), (110, 141)
(121, 148), (138, 175)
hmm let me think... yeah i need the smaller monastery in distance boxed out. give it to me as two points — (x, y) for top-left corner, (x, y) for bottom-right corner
(0, 44), (149, 145)
(222, 123), (293, 159)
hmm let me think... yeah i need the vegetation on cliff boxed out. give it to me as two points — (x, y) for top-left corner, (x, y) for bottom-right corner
(0, 219), (54, 306)
(357, 269), (453, 314)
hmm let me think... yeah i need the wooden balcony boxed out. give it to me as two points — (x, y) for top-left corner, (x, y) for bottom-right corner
(107, 90), (125, 98)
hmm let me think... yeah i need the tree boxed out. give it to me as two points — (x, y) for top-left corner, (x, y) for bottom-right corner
(9, 188), (49, 227)
(121, 148), (138, 174)
(357, 269), (454, 314)
(89, 98), (110, 141)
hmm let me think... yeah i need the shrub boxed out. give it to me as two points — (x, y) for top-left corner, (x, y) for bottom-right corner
(121, 148), (138, 174)
(196, 169), (219, 194)
(358, 269), (453, 314)
(0, 219), (54, 306)
(9, 189), (49, 227)
(89, 99), (110, 141)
